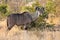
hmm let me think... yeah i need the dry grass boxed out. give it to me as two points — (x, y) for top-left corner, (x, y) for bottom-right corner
(0, 19), (60, 40)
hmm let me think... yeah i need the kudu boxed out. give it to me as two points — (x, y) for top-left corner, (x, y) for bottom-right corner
(7, 7), (44, 30)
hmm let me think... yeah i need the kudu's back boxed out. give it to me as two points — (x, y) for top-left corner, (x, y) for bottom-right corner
(7, 12), (33, 30)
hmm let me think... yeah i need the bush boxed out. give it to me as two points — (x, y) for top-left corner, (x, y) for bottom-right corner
(45, 0), (56, 14)
(0, 4), (7, 14)
(0, 4), (10, 20)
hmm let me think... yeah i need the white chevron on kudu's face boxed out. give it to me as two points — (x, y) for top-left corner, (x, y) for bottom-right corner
(36, 11), (41, 17)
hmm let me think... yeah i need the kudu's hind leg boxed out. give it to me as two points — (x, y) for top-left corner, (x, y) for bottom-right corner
(7, 21), (15, 31)
(7, 24), (14, 31)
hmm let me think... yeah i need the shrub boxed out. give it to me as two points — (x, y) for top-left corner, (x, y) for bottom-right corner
(0, 4), (10, 20)
(45, 0), (56, 14)
(0, 4), (7, 14)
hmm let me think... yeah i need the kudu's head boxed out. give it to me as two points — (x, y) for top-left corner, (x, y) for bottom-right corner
(35, 7), (44, 16)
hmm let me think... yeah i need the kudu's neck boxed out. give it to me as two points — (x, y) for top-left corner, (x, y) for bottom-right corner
(32, 10), (41, 21)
